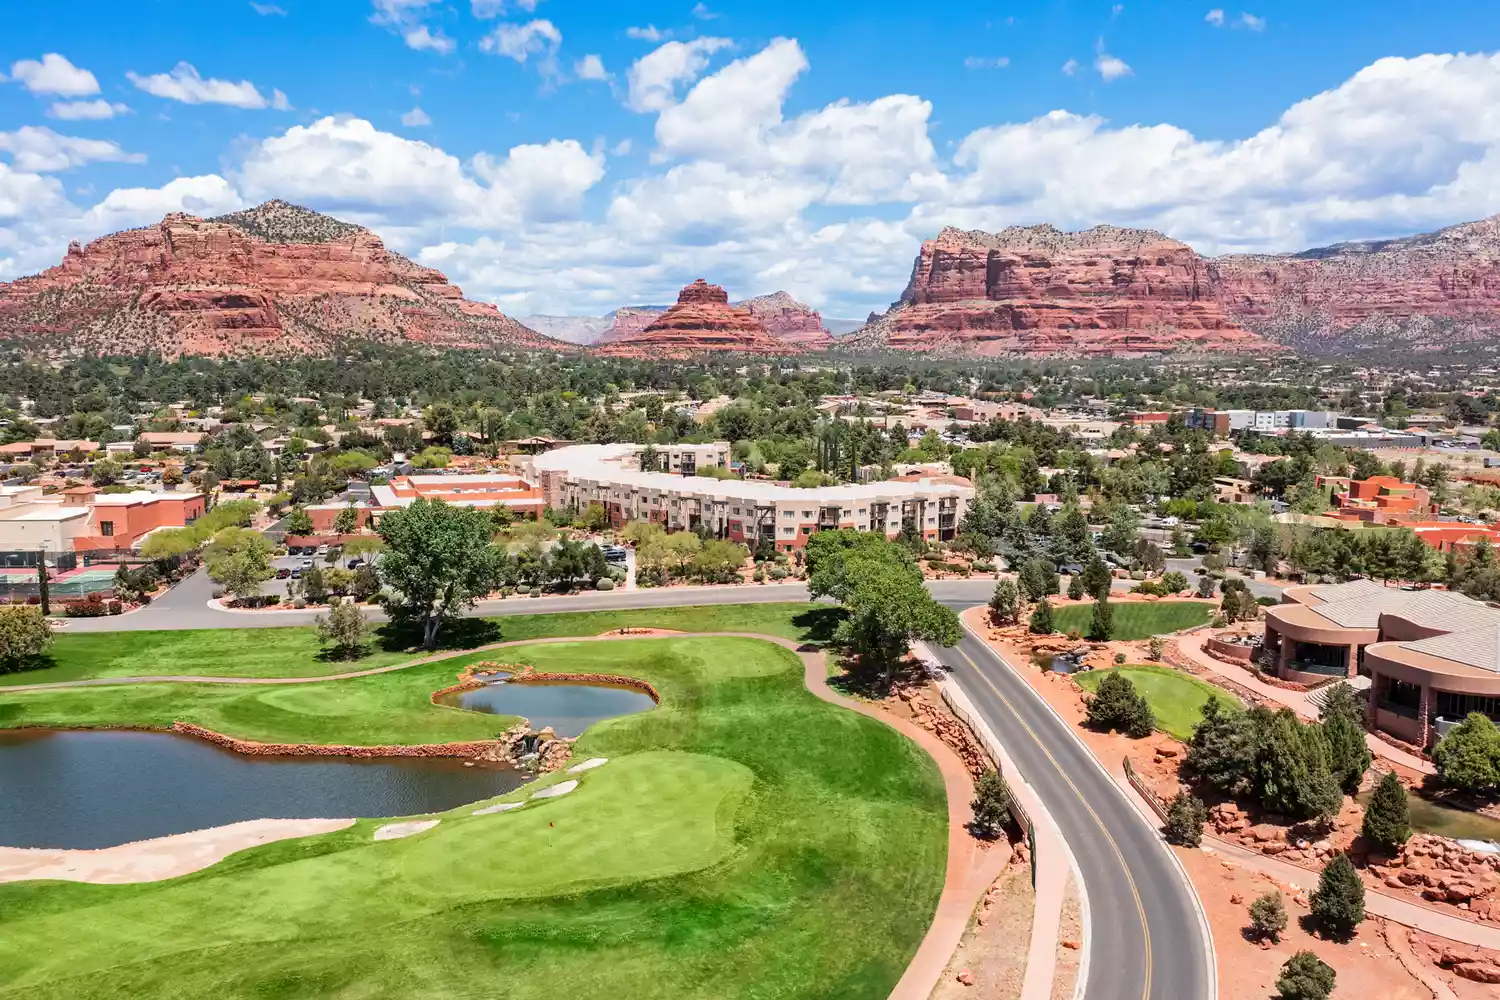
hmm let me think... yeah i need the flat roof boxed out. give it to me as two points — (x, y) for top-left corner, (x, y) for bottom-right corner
(4, 506), (89, 521)
(91, 490), (203, 505)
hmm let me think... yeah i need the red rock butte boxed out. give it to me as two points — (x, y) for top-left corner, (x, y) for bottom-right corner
(0, 200), (562, 358)
(846, 225), (1272, 357)
(595, 279), (805, 357)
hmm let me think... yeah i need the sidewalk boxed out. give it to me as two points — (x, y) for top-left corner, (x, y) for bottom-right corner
(1175, 634), (1436, 775)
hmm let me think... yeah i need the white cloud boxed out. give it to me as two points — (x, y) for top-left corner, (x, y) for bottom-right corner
(626, 37), (732, 112)
(0, 126), (144, 172)
(692, 2), (719, 19)
(127, 63), (286, 109)
(472, 0), (540, 15)
(370, 0), (454, 53)
(612, 138), (632, 156)
(964, 57), (1010, 70)
(7, 54), (99, 97)
(1240, 12), (1267, 31)
(627, 25), (670, 42)
(82, 175), (242, 232)
(1094, 45), (1133, 81)
(1205, 8), (1225, 26)
(250, 2), (287, 14)
(1062, 58), (1080, 76)
(401, 106), (432, 127)
(480, 19), (562, 61)
(234, 116), (602, 231)
(48, 99), (130, 120)
(575, 54), (608, 81)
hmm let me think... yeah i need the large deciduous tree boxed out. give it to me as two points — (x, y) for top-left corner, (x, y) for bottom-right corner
(377, 498), (504, 650)
(204, 527), (274, 601)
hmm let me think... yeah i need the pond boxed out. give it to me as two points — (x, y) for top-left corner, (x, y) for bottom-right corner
(1358, 787), (1500, 844)
(434, 676), (656, 738)
(0, 729), (530, 850)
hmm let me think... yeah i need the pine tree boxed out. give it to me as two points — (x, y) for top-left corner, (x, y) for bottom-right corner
(1067, 574), (1085, 600)
(1164, 792), (1207, 847)
(1361, 771), (1411, 852)
(1309, 853), (1365, 939)
(1088, 596), (1115, 641)
(1319, 682), (1372, 795)
(1276, 951), (1336, 1000)
(989, 578), (1021, 625)
(1187, 696), (1256, 793)
(971, 770), (1010, 838)
(1028, 599), (1056, 635)
(1086, 671), (1155, 738)
(1249, 892), (1288, 943)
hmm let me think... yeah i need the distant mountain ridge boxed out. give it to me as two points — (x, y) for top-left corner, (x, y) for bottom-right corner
(523, 290), (831, 348)
(0, 200), (563, 358)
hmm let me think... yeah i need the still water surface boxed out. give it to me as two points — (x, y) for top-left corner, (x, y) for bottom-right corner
(434, 678), (656, 738)
(0, 729), (529, 849)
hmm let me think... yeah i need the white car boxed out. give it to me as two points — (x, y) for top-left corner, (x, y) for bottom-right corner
(1161, 516), (1180, 527)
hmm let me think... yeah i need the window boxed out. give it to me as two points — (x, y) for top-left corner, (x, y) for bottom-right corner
(801, 526), (813, 535)
(99, 521), (115, 537)
(782, 526), (795, 536)
(802, 510), (813, 518)
(782, 510), (794, 518)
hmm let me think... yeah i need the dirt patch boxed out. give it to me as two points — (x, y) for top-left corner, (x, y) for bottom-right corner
(1177, 846), (1439, 1000)
(0, 818), (354, 884)
(930, 865), (1034, 1000)
(1050, 872), (1083, 1000)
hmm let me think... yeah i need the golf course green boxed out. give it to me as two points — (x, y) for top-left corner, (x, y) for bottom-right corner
(0, 634), (948, 999)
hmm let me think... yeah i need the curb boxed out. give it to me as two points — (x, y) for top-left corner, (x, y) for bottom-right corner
(957, 612), (1219, 1000)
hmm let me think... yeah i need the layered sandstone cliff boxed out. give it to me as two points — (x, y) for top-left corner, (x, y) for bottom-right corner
(0, 201), (561, 358)
(1209, 215), (1500, 353)
(847, 225), (1269, 357)
(595, 280), (802, 358)
(740, 291), (833, 349)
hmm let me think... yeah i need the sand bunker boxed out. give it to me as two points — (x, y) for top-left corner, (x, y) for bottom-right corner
(0, 818), (354, 885)
(472, 802), (526, 816)
(568, 757), (609, 774)
(373, 819), (440, 841)
(530, 780), (579, 800)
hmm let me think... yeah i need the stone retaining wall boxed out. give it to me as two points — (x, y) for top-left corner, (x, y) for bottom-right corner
(170, 722), (502, 759)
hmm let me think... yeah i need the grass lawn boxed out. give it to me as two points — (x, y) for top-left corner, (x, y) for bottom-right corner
(0, 603), (845, 687)
(1073, 664), (1241, 740)
(0, 636), (947, 1000)
(1052, 599), (1213, 641)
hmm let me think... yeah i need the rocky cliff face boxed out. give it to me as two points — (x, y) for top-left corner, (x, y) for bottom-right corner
(598, 306), (668, 344)
(740, 291), (833, 348)
(0, 200), (562, 358)
(595, 279), (802, 358)
(847, 225), (1269, 357)
(1209, 215), (1500, 354)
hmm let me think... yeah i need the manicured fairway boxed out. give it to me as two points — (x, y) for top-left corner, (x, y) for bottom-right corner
(1074, 664), (1241, 739)
(1052, 599), (1213, 641)
(0, 636), (948, 1000)
(0, 602), (844, 687)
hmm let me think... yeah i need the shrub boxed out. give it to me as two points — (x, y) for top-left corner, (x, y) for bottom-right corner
(1309, 853), (1365, 939)
(595, 578), (615, 591)
(971, 770), (1010, 839)
(1276, 951), (1335, 1000)
(1249, 892), (1288, 943)
(315, 599), (368, 659)
(1164, 792), (1207, 847)
(0, 605), (53, 670)
(1028, 600), (1055, 635)
(1147, 637), (1165, 660)
(1361, 771), (1411, 852)
(1114, 652), (1127, 665)
(1434, 712), (1500, 792)
(1160, 570), (1189, 594)
(1067, 575), (1085, 600)
(989, 578), (1021, 625)
(973, 561), (995, 574)
(1085, 671), (1155, 738)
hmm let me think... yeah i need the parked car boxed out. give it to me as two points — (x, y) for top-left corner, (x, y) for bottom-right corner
(290, 568), (303, 580)
(315, 545), (329, 556)
(299, 558), (314, 569)
(346, 559), (364, 570)
(275, 568), (291, 579)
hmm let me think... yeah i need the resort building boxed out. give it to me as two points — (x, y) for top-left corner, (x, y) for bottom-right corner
(519, 443), (972, 550)
(1317, 474), (1436, 521)
(368, 474), (547, 519)
(0, 484), (204, 553)
(1264, 579), (1500, 746)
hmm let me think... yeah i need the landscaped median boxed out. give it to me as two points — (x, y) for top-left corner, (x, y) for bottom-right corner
(0, 631), (950, 1000)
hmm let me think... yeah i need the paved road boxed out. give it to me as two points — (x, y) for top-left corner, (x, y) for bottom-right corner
(938, 612), (1212, 1000)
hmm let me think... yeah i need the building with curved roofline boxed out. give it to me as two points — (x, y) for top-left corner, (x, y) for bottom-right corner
(1264, 579), (1500, 746)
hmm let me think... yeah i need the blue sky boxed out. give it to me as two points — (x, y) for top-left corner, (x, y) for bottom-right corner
(4, 0), (1500, 319)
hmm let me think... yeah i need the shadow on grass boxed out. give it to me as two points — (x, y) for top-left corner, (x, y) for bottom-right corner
(0, 653), (59, 679)
(372, 618), (504, 656)
(791, 606), (845, 646)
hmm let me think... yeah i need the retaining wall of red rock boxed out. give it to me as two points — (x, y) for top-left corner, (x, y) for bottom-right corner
(170, 722), (501, 758)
